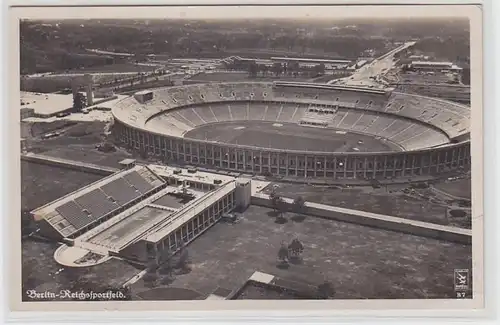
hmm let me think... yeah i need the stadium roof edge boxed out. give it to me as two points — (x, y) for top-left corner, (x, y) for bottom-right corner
(135, 90), (154, 95)
(272, 81), (390, 95)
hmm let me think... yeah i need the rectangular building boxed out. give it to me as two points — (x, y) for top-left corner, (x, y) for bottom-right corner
(411, 61), (462, 72)
(32, 163), (252, 265)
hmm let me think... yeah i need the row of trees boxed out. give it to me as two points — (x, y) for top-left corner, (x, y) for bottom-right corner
(95, 69), (171, 89)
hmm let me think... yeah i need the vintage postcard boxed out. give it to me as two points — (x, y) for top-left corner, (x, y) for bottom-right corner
(8, 1), (485, 318)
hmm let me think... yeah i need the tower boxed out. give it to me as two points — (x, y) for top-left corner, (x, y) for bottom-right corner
(84, 74), (94, 106)
(71, 77), (79, 98)
(235, 178), (252, 212)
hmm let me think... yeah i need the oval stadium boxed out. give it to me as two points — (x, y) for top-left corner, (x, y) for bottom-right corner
(112, 81), (470, 182)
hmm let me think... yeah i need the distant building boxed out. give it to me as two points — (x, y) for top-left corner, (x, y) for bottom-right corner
(410, 61), (462, 72)
(20, 92), (74, 118)
(134, 90), (154, 103)
(408, 55), (430, 60)
(222, 55), (352, 74)
(270, 57), (352, 70)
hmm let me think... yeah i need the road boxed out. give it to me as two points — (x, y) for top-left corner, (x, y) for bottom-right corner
(328, 41), (416, 87)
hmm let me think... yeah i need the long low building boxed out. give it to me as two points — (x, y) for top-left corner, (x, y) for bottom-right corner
(410, 61), (462, 72)
(270, 56), (352, 65)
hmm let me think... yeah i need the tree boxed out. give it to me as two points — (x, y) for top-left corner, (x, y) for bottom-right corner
(271, 62), (283, 77)
(269, 187), (278, 200)
(158, 249), (174, 277)
(72, 92), (87, 112)
(275, 197), (287, 221)
(143, 259), (159, 285)
(269, 188), (286, 221)
(121, 285), (133, 300)
(288, 61), (300, 77)
(315, 63), (326, 76)
(270, 193), (282, 212)
(316, 281), (335, 299)
(292, 196), (306, 215)
(138, 148), (148, 160)
(461, 67), (470, 85)
(277, 242), (289, 264)
(177, 242), (191, 272)
(247, 61), (258, 78)
(261, 64), (269, 77)
(288, 238), (304, 258)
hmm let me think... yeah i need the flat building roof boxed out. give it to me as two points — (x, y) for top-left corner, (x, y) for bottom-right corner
(148, 165), (236, 186)
(20, 92), (75, 115)
(144, 180), (237, 243)
(411, 61), (453, 66)
(135, 90), (154, 95)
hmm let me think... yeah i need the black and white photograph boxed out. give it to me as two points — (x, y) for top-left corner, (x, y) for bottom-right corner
(7, 2), (486, 316)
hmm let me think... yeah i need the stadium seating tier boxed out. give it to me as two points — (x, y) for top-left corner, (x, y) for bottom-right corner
(113, 82), (471, 152)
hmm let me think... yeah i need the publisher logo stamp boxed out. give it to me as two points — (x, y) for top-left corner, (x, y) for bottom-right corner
(454, 269), (469, 291)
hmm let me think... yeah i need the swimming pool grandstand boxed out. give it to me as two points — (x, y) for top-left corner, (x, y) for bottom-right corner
(32, 165), (166, 238)
(32, 163), (253, 264)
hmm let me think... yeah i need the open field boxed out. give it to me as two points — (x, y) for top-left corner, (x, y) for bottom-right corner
(130, 205), (471, 300)
(24, 120), (133, 168)
(21, 160), (106, 235)
(27, 121), (107, 143)
(433, 178), (472, 199)
(262, 183), (465, 227)
(184, 120), (399, 153)
(36, 145), (132, 169)
(21, 162), (104, 213)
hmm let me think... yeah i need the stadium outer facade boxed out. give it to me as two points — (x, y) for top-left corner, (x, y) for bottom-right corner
(111, 81), (471, 182)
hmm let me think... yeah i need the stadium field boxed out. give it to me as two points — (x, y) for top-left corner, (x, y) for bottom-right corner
(183, 120), (401, 153)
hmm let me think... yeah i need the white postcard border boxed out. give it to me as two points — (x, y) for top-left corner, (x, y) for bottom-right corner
(1, 0), (497, 323)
